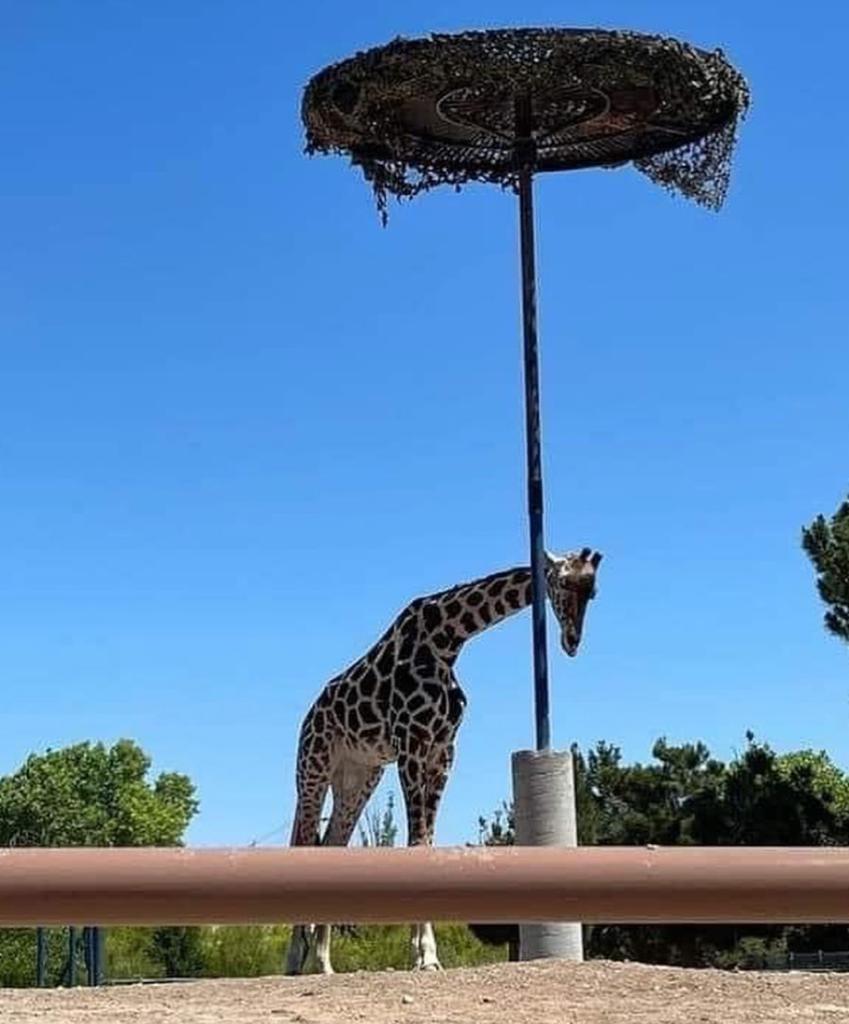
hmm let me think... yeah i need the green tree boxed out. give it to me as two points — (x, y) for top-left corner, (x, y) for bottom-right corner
(477, 801), (514, 846)
(0, 740), (200, 983)
(0, 739), (198, 847)
(358, 793), (398, 847)
(150, 926), (205, 978)
(714, 735), (849, 847)
(803, 494), (849, 644)
(573, 738), (726, 848)
(776, 750), (849, 819)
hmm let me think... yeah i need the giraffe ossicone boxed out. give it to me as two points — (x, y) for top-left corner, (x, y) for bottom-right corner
(284, 548), (603, 975)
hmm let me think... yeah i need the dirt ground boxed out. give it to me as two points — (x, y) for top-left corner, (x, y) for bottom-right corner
(4, 960), (849, 1023)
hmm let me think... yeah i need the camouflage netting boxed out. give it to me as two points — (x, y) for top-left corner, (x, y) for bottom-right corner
(302, 28), (749, 221)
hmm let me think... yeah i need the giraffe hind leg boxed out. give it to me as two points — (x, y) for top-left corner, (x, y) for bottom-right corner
(412, 922), (440, 971)
(286, 926), (312, 976)
(285, 754), (331, 976)
(399, 747), (454, 971)
(311, 760), (385, 975)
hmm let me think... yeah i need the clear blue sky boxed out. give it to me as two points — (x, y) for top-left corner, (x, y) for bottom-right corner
(1, 1), (846, 848)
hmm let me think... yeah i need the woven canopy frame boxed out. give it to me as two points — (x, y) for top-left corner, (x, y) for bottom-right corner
(303, 27), (749, 220)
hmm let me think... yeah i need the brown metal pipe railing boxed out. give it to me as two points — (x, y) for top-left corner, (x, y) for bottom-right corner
(2, 846), (849, 927)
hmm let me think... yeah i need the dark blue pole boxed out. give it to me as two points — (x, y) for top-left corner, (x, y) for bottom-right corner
(68, 926), (77, 986)
(89, 927), (104, 986)
(84, 927), (93, 985)
(82, 926), (101, 985)
(36, 928), (47, 987)
(516, 93), (550, 751)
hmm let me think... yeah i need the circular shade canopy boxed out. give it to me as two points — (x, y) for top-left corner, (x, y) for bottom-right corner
(303, 28), (749, 219)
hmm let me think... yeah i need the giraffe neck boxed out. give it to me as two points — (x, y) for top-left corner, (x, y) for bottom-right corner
(417, 567), (534, 657)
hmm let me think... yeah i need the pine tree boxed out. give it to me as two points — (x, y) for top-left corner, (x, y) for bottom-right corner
(803, 494), (849, 644)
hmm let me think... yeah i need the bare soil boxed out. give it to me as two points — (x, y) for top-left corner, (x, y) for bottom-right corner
(4, 960), (849, 1023)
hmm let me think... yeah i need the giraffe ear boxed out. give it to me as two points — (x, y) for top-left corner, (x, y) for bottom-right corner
(591, 551), (603, 569)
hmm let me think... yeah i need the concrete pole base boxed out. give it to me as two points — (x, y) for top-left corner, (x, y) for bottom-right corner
(511, 748), (584, 962)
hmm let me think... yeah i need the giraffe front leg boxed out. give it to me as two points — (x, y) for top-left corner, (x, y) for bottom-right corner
(285, 924), (312, 975)
(313, 924), (334, 975)
(399, 748), (453, 971)
(412, 922), (441, 971)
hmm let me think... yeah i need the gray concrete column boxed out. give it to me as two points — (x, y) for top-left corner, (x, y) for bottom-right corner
(511, 748), (583, 961)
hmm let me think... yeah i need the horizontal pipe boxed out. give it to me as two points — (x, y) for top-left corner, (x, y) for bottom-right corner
(1, 846), (849, 927)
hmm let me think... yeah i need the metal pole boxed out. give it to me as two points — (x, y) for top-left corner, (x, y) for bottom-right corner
(68, 926), (77, 986)
(84, 927), (98, 986)
(36, 927), (47, 987)
(93, 926), (104, 986)
(83, 927), (91, 985)
(515, 92), (550, 752)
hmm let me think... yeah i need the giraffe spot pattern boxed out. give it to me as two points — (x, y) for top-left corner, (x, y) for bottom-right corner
(376, 645), (394, 675)
(422, 603), (442, 631)
(360, 702), (379, 725)
(394, 665), (417, 697)
(360, 670), (378, 697)
(414, 647), (436, 673)
(376, 676), (391, 705)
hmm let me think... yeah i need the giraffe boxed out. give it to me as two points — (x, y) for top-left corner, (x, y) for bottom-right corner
(284, 546), (603, 975)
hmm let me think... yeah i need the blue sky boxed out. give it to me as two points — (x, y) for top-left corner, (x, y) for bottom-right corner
(1, 1), (846, 848)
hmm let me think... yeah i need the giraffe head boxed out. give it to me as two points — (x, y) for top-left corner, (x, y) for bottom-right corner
(545, 547), (603, 657)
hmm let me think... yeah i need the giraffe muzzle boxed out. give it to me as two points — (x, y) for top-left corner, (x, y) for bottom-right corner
(561, 631), (580, 657)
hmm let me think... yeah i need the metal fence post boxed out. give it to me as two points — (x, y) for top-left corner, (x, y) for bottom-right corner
(67, 926), (77, 986)
(36, 927), (47, 987)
